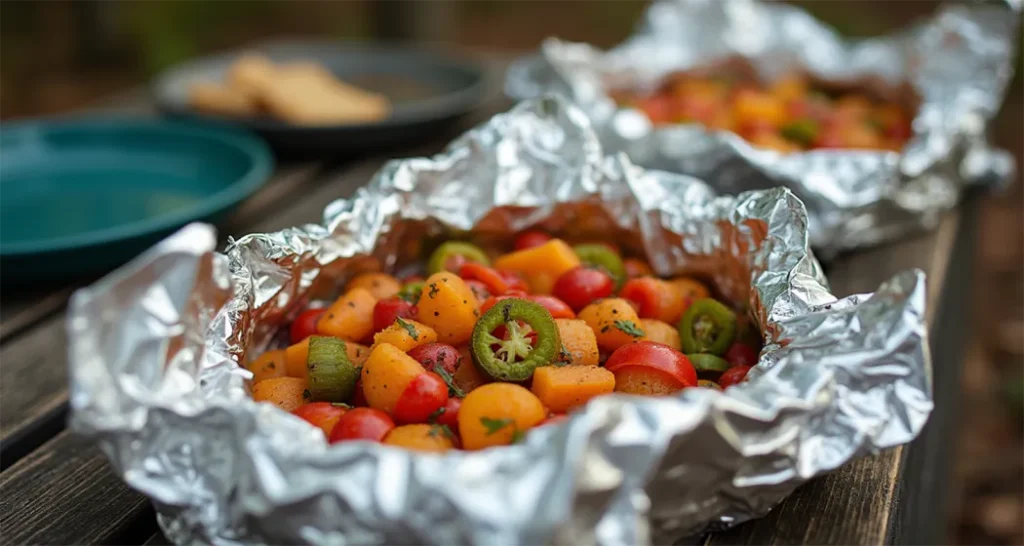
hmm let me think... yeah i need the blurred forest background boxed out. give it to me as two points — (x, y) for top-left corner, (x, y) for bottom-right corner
(0, 1), (1021, 544)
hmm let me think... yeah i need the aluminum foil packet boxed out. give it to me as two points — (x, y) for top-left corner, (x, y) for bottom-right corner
(506, 0), (1019, 255)
(68, 96), (932, 546)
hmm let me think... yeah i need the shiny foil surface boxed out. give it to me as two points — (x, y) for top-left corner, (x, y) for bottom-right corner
(69, 96), (932, 545)
(505, 0), (1019, 255)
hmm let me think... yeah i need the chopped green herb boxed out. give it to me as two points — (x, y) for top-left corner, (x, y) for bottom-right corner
(396, 317), (418, 340)
(428, 424), (455, 440)
(779, 119), (819, 146)
(480, 416), (514, 435)
(614, 320), (646, 338)
(510, 429), (526, 444)
(428, 406), (446, 422)
(555, 345), (573, 366)
(434, 365), (465, 398)
(428, 283), (440, 299)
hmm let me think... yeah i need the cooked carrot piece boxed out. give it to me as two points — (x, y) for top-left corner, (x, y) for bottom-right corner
(247, 349), (287, 383)
(578, 298), (646, 352)
(555, 319), (599, 366)
(372, 318), (438, 352)
(493, 239), (581, 295)
(531, 365), (615, 413)
(346, 341), (371, 367)
(252, 377), (309, 412)
(347, 272), (402, 300)
(317, 288), (377, 342)
(640, 319), (681, 350)
(416, 272), (479, 345)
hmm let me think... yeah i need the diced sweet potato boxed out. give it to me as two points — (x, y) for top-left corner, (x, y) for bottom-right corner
(247, 349), (287, 383)
(416, 272), (479, 345)
(317, 288), (377, 342)
(555, 319), (599, 366)
(372, 318), (438, 353)
(252, 377), (309, 412)
(361, 343), (425, 414)
(532, 365), (615, 413)
(640, 319), (681, 350)
(346, 272), (401, 300)
(493, 239), (581, 295)
(578, 298), (646, 352)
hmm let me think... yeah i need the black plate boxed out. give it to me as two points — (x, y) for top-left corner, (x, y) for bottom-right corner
(152, 41), (488, 157)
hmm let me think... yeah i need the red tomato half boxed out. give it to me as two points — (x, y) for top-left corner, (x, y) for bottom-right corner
(479, 292), (529, 315)
(718, 365), (753, 389)
(407, 343), (462, 376)
(497, 270), (529, 293)
(604, 341), (697, 387)
(435, 396), (461, 430)
(290, 309), (326, 344)
(725, 343), (758, 367)
(514, 231), (552, 251)
(553, 267), (615, 311)
(527, 295), (576, 319)
(293, 402), (347, 438)
(393, 372), (449, 424)
(329, 408), (395, 443)
(372, 298), (417, 335)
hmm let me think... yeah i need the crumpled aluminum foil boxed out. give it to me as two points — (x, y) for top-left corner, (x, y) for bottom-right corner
(506, 0), (1019, 255)
(68, 96), (932, 546)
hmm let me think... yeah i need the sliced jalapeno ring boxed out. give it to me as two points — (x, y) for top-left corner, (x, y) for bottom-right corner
(687, 353), (731, 376)
(306, 336), (359, 402)
(427, 242), (490, 274)
(573, 244), (626, 289)
(397, 281), (425, 303)
(678, 299), (737, 355)
(471, 298), (560, 382)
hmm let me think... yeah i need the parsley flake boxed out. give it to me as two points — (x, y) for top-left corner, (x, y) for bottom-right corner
(428, 424), (455, 440)
(396, 317), (418, 340)
(614, 320), (646, 337)
(480, 416), (514, 435)
(428, 406), (446, 422)
(428, 283), (440, 299)
(434, 364), (465, 398)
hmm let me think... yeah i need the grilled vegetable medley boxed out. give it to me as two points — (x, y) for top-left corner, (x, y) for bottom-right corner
(248, 232), (762, 451)
(613, 71), (913, 153)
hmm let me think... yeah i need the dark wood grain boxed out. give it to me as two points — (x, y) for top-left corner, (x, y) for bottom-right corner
(0, 430), (155, 546)
(706, 212), (962, 546)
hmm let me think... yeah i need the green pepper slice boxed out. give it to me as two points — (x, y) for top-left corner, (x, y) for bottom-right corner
(678, 299), (737, 355)
(306, 336), (359, 402)
(397, 281), (424, 303)
(573, 244), (626, 288)
(471, 298), (560, 382)
(687, 353), (731, 375)
(427, 242), (490, 274)
(779, 119), (819, 147)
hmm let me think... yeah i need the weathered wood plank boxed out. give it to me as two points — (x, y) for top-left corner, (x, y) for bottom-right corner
(706, 211), (963, 546)
(0, 430), (155, 546)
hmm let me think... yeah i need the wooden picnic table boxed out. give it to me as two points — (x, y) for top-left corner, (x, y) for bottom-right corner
(0, 52), (974, 546)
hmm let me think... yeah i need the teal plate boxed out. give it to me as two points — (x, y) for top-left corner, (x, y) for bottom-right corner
(0, 118), (273, 285)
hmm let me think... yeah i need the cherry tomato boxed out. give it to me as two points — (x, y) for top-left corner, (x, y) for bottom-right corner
(460, 263), (511, 295)
(407, 343), (462, 376)
(553, 267), (615, 311)
(527, 295), (576, 319)
(465, 279), (491, 302)
(624, 258), (654, 279)
(497, 270), (529, 293)
(718, 365), (753, 389)
(434, 396), (461, 430)
(290, 309), (326, 344)
(725, 342), (758, 367)
(604, 341), (697, 387)
(618, 277), (685, 322)
(329, 408), (395, 443)
(372, 298), (417, 335)
(393, 372), (449, 424)
(351, 379), (368, 407)
(293, 402), (347, 438)
(514, 231), (552, 251)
